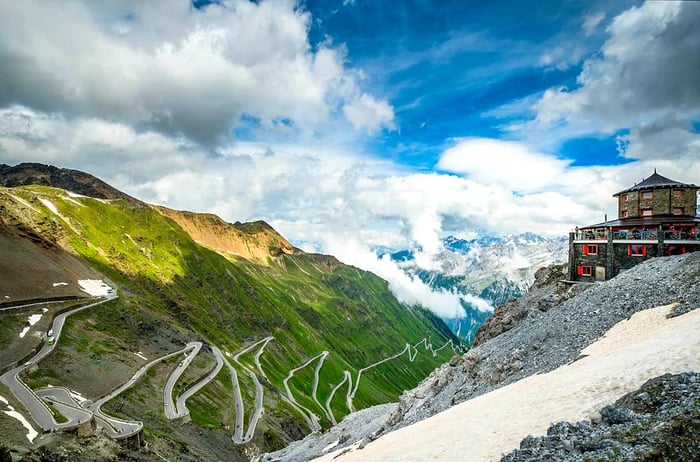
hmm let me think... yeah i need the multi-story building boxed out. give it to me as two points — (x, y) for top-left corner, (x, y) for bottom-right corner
(569, 171), (700, 282)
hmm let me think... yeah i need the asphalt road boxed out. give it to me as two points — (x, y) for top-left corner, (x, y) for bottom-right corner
(0, 295), (117, 431)
(89, 342), (197, 436)
(163, 342), (225, 419)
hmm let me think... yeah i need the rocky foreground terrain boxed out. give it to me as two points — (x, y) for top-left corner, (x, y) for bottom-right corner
(502, 372), (700, 462)
(265, 252), (700, 461)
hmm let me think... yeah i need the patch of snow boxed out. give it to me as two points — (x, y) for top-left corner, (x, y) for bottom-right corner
(134, 352), (148, 361)
(69, 390), (87, 403)
(66, 191), (107, 203)
(78, 279), (113, 296)
(322, 439), (340, 453)
(38, 197), (59, 215)
(66, 191), (87, 198)
(52, 282), (69, 287)
(9, 194), (38, 212)
(0, 395), (38, 443)
(312, 304), (700, 462)
(42, 308), (48, 313)
(19, 326), (30, 338)
(63, 196), (84, 207)
(4, 295), (10, 299)
(27, 314), (42, 326)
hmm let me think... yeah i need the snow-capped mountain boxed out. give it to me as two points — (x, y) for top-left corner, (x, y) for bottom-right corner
(378, 233), (568, 342)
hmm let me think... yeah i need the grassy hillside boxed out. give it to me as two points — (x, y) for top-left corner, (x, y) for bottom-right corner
(0, 184), (461, 460)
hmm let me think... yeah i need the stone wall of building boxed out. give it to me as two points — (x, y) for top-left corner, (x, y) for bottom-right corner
(618, 191), (639, 218)
(618, 187), (698, 218)
(638, 188), (669, 215)
(572, 243), (608, 281)
(613, 243), (660, 273)
(670, 187), (698, 215)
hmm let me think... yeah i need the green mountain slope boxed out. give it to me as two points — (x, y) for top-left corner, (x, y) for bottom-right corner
(0, 175), (461, 460)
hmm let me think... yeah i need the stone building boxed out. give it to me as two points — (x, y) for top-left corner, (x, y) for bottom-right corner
(569, 171), (700, 282)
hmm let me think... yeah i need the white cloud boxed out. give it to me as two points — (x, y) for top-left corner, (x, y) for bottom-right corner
(4, 107), (700, 317)
(437, 138), (571, 192)
(532, 1), (700, 139)
(322, 235), (467, 319)
(582, 12), (606, 36)
(342, 93), (396, 133)
(0, 0), (388, 144)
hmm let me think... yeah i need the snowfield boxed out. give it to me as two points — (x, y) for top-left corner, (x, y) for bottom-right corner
(19, 312), (43, 338)
(314, 303), (700, 462)
(0, 394), (39, 443)
(78, 279), (113, 296)
(38, 198), (59, 215)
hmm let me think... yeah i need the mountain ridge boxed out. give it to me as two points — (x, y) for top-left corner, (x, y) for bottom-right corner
(0, 164), (461, 461)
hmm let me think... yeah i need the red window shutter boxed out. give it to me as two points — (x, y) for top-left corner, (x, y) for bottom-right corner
(583, 245), (588, 255)
(642, 246), (647, 256)
(628, 245), (631, 256)
(577, 265), (583, 275)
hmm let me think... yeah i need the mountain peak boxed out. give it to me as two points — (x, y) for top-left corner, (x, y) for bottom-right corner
(155, 206), (301, 265)
(0, 162), (140, 205)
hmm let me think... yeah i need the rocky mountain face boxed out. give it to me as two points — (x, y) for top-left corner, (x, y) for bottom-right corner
(0, 164), (460, 461)
(471, 263), (588, 346)
(268, 252), (700, 461)
(155, 206), (301, 265)
(0, 163), (140, 205)
(382, 233), (568, 342)
(502, 372), (700, 462)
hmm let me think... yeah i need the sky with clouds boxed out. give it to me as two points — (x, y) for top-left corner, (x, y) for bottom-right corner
(0, 0), (698, 318)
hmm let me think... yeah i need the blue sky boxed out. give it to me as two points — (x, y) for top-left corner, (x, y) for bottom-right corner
(0, 0), (698, 316)
(264, 0), (634, 166)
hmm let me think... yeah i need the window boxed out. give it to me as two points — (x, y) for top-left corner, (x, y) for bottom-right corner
(673, 207), (684, 215)
(628, 245), (646, 257)
(621, 210), (629, 218)
(641, 208), (653, 217)
(577, 265), (592, 276)
(672, 189), (684, 198)
(668, 246), (687, 256)
(641, 191), (653, 199)
(621, 194), (628, 202)
(583, 244), (598, 255)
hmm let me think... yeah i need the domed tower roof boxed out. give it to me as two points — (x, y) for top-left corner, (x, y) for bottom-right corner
(613, 170), (698, 197)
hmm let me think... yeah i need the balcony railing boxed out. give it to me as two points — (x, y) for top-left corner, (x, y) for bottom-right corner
(613, 230), (657, 240)
(573, 229), (700, 241)
(664, 231), (700, 241)
(573, 231), (608, 240)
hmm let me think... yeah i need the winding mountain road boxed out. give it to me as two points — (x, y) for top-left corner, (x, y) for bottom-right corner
(215, 337), (275, 443)
(0, 295), (116, 432)
(88, 341), (200, 437)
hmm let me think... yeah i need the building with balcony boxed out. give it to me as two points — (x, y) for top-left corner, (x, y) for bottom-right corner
(568, 170), (700, 282)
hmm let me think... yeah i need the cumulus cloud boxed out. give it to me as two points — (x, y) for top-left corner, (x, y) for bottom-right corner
(533, 1), (700, 142)
(3, 106), (699, 317)
(437, 138), (571, 192)
(0, 0), (392, 144)
(342, 93), (396, 133)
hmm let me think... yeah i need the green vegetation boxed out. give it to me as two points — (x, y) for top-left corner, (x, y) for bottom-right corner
(45, 401), (69, 424)
(1, 185), (463, 452)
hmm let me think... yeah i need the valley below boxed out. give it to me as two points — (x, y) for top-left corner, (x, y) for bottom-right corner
(0, 165), (461, 461)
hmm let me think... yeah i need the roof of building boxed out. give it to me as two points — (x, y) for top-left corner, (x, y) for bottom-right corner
(613, 170), (699, 196)
(580, 214), (700, 229)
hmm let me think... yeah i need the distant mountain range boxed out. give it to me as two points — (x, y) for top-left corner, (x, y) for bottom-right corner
(376, 232), (568, 342)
